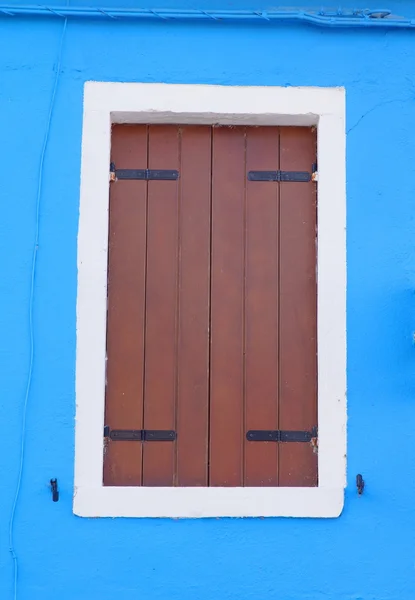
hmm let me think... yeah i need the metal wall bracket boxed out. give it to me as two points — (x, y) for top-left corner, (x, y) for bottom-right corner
(246, 427), (317, 442)
(110, 163), (179, 181)
(247, 170), (312, 182)
(356, 474), (365, 495)
(50, 478), (59, 502)
(104, 426), (176, 441)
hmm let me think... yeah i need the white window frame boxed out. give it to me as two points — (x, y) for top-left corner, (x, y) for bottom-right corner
(74, 82), (346, 518)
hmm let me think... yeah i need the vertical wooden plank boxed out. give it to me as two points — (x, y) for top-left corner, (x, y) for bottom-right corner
(209, 126), (246, 487)
(142, 125), (180, 486)
(104, 125), (147, 486)
(176, 126), (211, 486)
(278, 127), (318, 487)
(244, 127), (280, 486)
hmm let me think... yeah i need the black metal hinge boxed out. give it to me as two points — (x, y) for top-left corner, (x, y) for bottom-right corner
(110, 163), (179, 181)
(248, 170), (312, 183)
(246, 427), (317, 443)
(104, 426), (176, 441)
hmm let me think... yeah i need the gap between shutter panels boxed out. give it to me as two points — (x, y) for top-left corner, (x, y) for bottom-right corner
(103, 124), (317, 488)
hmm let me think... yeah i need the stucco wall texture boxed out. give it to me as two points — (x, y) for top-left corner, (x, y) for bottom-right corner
(1, 2), (415, 599)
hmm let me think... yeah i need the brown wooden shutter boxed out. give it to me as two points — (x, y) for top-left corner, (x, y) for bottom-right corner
(104, 124), (317, 488)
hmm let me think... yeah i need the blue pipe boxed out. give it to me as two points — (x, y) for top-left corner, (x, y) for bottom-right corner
(1, 5), (415, 29)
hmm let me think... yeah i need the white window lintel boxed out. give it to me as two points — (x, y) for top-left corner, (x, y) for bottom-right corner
(75, 82), (346, 518)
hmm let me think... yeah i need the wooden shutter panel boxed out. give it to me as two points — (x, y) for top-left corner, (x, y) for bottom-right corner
(104, 125), (148, 486)
(278, 127), (318, 486)
(141, 125), (180, 486)
(175, 126), (211, 486)
(244, 127), (280, 487)
(209, 126), (246, 486)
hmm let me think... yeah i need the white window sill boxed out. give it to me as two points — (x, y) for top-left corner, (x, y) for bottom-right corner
(74, 486), (344, 518)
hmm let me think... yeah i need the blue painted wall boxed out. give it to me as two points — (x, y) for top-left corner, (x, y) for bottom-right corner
(2, 2), (415, 599)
